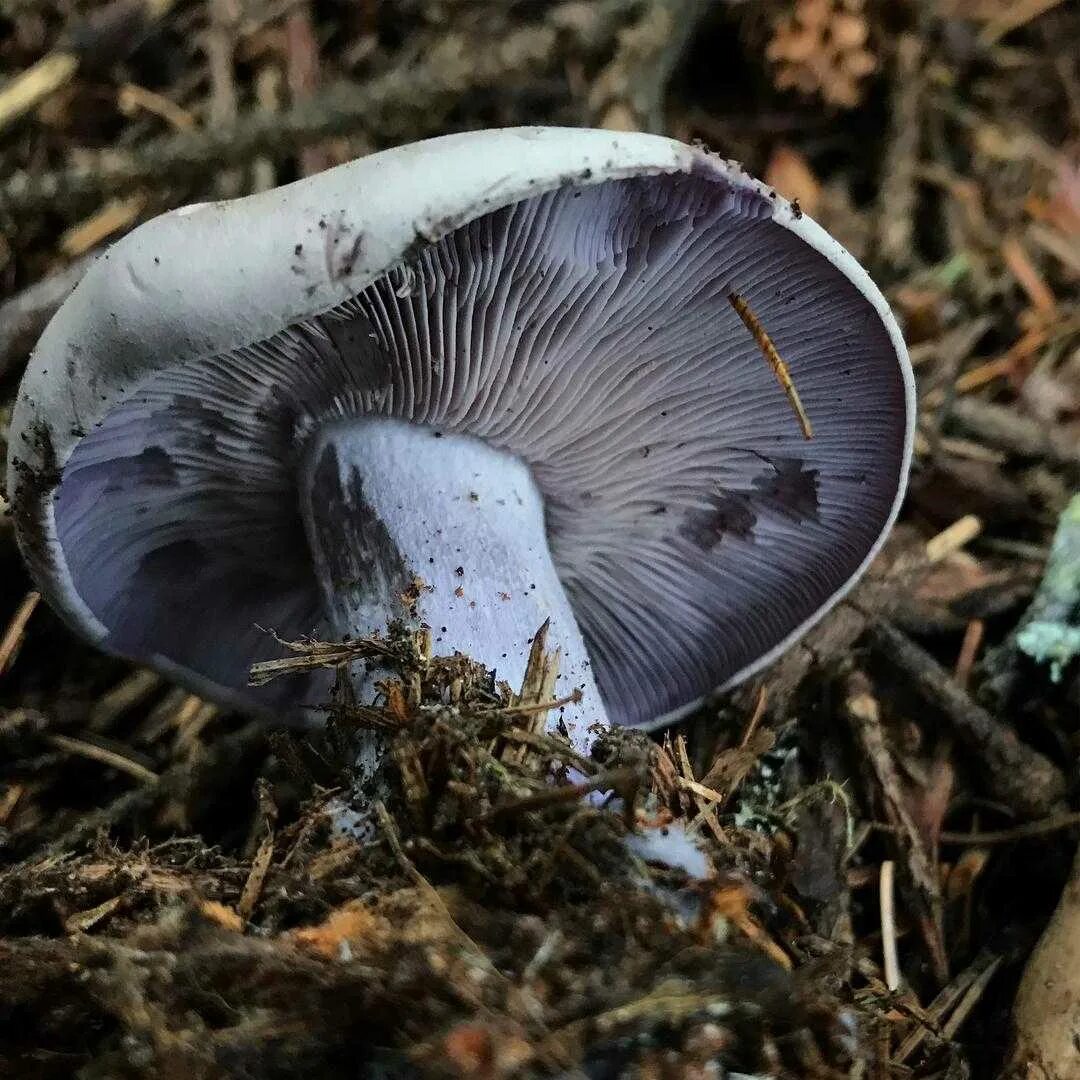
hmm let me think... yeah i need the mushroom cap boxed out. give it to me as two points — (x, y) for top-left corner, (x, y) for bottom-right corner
(7, 127), (914, 727)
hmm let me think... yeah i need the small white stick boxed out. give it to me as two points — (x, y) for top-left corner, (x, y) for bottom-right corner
(880, 859), (901, 991)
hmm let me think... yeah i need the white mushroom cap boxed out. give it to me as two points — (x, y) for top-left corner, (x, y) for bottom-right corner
(7, 127), (914, 724)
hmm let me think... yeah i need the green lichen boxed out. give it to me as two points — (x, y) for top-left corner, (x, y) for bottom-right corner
(1017, 621), (1080, 683)
(1017, 494), (1080, 682)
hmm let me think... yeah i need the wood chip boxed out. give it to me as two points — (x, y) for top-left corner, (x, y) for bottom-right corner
(0, 52), (78, 132)
(64, 894), (123, 934)
(89, 669), (163, 732)
(925, 515), (982, 562)
(953, 325), (1049, 395)
(117, 83), (196, 131)
(237, 827), (274, 923)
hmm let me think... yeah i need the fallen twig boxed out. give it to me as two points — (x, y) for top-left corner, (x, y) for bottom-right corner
(873, 812), (1080, 845)
(868, 622), (1067, 819)
(470, 767), (640, 825)
(948, 395), (1080, 470)
(45, 732), (159, 786)
(248, 630), (416, 685)
(879, 859), (900, 991)
(0, 591), (40, 676)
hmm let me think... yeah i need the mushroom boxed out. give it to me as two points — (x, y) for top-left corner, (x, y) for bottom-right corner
(7, 127), (914, 758)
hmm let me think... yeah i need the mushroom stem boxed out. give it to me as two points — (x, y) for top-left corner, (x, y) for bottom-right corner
(299, 417), (610, 757)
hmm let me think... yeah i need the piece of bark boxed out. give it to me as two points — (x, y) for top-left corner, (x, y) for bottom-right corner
(1006, 845), (1080, 1080)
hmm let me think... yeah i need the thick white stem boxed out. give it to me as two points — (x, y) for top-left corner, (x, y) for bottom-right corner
(299, 417), (609, 755)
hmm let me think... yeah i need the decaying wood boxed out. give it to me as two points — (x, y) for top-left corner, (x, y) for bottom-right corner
(0, 591), (39, 675)
(1007, 845), (1080, 1080)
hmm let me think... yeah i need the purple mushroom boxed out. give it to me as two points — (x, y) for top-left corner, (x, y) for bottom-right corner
(6, 128), (914, 755)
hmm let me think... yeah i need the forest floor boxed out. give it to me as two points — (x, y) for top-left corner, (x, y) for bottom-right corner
(0, 1), (1078, 1077)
